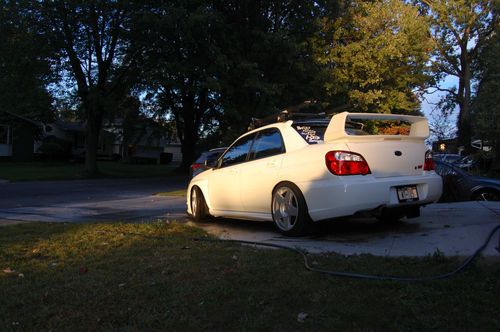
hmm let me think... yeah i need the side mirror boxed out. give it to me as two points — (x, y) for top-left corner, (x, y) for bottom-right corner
(204, 158), (217, 168)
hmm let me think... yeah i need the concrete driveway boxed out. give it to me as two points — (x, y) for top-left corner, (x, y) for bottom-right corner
(1, 178), (498, 257)
(189, 201), (500, 257)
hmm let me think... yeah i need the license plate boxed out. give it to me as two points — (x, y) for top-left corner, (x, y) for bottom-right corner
(397, 186), (419, 202)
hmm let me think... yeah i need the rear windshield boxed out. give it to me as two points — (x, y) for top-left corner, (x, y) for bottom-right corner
(293, 119), (412, 144)
(292, 122), (369, 144)
(293, 124), (326, 144)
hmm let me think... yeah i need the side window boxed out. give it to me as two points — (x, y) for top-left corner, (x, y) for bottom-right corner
(250, 129), (285, 160)
(220, 134), (255, 168)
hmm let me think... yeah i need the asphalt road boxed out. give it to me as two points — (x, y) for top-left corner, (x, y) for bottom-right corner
(1, 177), (499, 257)
(0, 177), (189, 223)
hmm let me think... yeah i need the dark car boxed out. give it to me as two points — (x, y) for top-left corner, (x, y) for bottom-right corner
(434, 159), (500, 202)
(190, 147), (227, 177)
(433, 153), (462, 163)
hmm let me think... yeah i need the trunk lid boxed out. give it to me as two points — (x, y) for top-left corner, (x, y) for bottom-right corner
(324, 112), (429, 178)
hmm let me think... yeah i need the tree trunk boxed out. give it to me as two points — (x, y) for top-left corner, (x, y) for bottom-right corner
(179, 97), (197, 173)
(457, 52), (472, 154)
(84, 102), (103, 176)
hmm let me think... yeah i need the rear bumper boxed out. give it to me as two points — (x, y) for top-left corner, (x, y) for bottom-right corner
(298, 172), (443, 222)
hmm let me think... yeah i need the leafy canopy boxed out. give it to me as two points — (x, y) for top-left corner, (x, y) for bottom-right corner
(315, 0), (433, 114)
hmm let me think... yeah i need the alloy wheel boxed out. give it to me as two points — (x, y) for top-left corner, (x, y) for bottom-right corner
(272, 186), (299, 231)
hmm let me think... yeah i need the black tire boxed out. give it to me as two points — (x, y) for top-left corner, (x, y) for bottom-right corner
(271, 182), (310, 236)
(190, 186), (209, 222)
(472, 189), (500, 202)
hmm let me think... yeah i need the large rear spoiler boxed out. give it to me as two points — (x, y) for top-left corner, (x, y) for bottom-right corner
(324, 112), (430, 142)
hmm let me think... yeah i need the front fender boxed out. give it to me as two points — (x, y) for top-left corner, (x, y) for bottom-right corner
(186, 174), (211, 215)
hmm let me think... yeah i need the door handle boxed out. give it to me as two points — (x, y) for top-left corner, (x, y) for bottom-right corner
(266, 160), (278, 168)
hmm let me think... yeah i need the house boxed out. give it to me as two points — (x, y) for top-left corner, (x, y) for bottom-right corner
(103, 117), (182, 164)
(41, 117), (182, 164)
(0, 110), (40, 161)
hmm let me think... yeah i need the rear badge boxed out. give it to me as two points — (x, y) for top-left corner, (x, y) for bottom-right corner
(394, 150), (402, 156)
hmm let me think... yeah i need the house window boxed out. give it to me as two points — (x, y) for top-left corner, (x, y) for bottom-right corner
(0, 125), (10, 144)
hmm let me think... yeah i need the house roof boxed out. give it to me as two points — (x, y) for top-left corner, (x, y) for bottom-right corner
(0, 110), (40, 126)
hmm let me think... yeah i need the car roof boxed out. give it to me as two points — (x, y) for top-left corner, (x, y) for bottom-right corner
(208, 147), (227, 152)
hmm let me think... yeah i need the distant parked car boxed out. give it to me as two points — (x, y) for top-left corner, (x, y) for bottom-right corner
(433, 153), (462, 163)
(190, 147), (227, 177)
(454, 155), (476, 170)
(434, 159), (500, 202)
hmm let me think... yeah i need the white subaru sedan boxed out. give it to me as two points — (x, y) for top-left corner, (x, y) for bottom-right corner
(187, 112), (442, 236)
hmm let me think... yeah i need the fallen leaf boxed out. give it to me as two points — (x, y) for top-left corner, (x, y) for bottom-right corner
(18, 273), (25, 278)
(232, 255), (238, 260)
(3, 267), (15, 274)
(118, 283), (126, 288)
(297, 312), (308, 323)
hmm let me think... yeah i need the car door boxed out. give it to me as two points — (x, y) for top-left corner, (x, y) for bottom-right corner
(239, 128), (286, 214)
(208, 133), (256, 212)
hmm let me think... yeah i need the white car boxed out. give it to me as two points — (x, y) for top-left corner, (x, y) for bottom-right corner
(187, 112), (443, 236)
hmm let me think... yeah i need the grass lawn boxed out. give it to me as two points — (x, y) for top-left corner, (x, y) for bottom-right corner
(0, 161), (177, 181)
(1, 222), (499, 331)
(155, 189), (187, 197)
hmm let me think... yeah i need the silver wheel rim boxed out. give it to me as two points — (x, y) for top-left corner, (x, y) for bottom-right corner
(191, 188), (198, 216)
(477, 191), (498, 201)
(272, 187), (299, 231)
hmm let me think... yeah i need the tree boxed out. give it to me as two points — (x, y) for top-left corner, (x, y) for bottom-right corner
(214, 0), (329, 138)
(0, 1), (53, 121)
(472, 12), (500, 168)
(314, 0), (433, 114)
(141, 0), (224, 171)
(33, 1), (145, 175)
(421, 0), (498, 150)
(143, 0), (328, 170)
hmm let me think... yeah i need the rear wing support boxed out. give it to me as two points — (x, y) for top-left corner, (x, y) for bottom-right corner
(324, 112), (430, 142)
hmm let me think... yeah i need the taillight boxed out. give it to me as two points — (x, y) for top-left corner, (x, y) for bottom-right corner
(325, 151), (371, 176)
(191, 163), (202, 172)
(424, 151), (434, 171)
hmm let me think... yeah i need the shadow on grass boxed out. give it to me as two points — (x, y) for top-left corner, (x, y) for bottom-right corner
(0, 222), (499, 331)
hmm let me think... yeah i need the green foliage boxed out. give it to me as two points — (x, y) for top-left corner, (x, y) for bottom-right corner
(314, 0), (433, 114)
(472, 12), (500, 166)
(0, 1), (53, 121)
(30, 0), (150, 174)
(142, 1), (329, 166)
